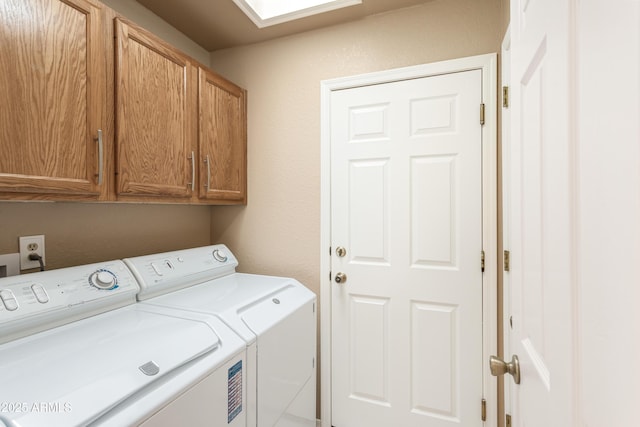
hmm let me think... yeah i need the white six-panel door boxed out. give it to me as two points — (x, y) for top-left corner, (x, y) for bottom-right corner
(330, 70), (484, 427)
(507, 0), (574, 425)
(507, 1), (640, 425)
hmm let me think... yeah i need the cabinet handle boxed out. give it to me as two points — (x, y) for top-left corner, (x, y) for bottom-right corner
(188, 151), (195, 191)
(205, 155), (211, 189)
(96, 129), (103, 185)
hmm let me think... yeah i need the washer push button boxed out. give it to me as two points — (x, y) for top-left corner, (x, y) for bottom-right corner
(0, 289), (19, 311)
(31, 284), (50, 303)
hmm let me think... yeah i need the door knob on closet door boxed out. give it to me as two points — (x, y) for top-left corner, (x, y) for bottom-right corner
(334, 272), (347, 284)
(489, 355), (521, 384)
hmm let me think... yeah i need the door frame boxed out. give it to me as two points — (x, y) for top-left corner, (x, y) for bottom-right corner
(320, 53), (498, 427)
(500, 26), (512, 426)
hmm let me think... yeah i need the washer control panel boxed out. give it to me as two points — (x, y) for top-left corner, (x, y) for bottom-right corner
(125, 244), (238, 301)
(0, 260), (139, 343)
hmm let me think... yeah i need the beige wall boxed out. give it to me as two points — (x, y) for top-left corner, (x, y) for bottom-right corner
(501, 0), (510, 33)
(101, 0), (209, 63)
(210, 0), (504, 288)
(0, 0), (212, 272)
(209, 0), (506, 417)
(0, 202), (211, 271)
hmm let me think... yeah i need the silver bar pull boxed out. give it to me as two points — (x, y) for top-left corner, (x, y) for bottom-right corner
(204, 155), (211, 189)
(95, 129), (103, 185)
(188, 151), (195, 191)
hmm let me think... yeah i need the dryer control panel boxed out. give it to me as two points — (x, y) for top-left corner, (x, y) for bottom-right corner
(125, 244), (238, 301)
(0, 260), (139, 344)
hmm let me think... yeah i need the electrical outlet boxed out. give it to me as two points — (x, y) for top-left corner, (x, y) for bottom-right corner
(19, 235), (46, 270)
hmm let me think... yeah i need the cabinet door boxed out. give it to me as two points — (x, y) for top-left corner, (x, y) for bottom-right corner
(0, 0), (106, 197)
(115, 19), (196, 198)
(198, 68), (247, 203)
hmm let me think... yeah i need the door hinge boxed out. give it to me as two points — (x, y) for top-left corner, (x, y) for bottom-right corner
(481, 250), (485, 272)
(503, 86), (509, 108)
(506, 413), (512, 427)
(504, 250), (510, 272)
(480, 103), (486, 125)
(481, 398), (487, 421)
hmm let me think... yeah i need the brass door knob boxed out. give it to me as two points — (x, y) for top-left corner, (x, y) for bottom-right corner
(489, 355), (521, 384)
(335, 272), (347, 284)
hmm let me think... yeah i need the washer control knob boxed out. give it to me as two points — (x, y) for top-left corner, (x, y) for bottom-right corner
(90, 270), (118, 290)
(212, 249), (228, 263)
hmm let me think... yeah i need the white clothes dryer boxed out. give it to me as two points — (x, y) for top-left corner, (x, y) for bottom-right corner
(0, 260), (246, 427)
(125, 245), (317, 427)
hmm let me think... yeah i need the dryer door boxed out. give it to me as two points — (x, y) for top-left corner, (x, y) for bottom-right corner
(241, 286), (316, 427)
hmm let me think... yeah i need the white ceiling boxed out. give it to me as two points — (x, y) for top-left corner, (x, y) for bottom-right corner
(135, 0), (432, 51)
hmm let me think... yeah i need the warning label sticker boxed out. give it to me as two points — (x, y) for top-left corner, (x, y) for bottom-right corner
(227, 360), (242, 423)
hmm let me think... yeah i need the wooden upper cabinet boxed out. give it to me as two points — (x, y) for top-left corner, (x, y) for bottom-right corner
(115, 19), (196, 199)
(198, 67), (247, 204)
(0, 0), (107, 198)
(0, 3), (246, 204)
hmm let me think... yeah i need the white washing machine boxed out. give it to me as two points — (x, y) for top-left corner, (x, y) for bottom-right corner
(0, 260), (247, 427)
(124, 245), (317, 427)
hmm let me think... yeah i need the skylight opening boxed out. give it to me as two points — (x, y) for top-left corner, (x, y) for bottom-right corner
(232, 0), (362, 28)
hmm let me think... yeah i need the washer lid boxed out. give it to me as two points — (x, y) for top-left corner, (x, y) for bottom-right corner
(0, 306), (220, 427)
